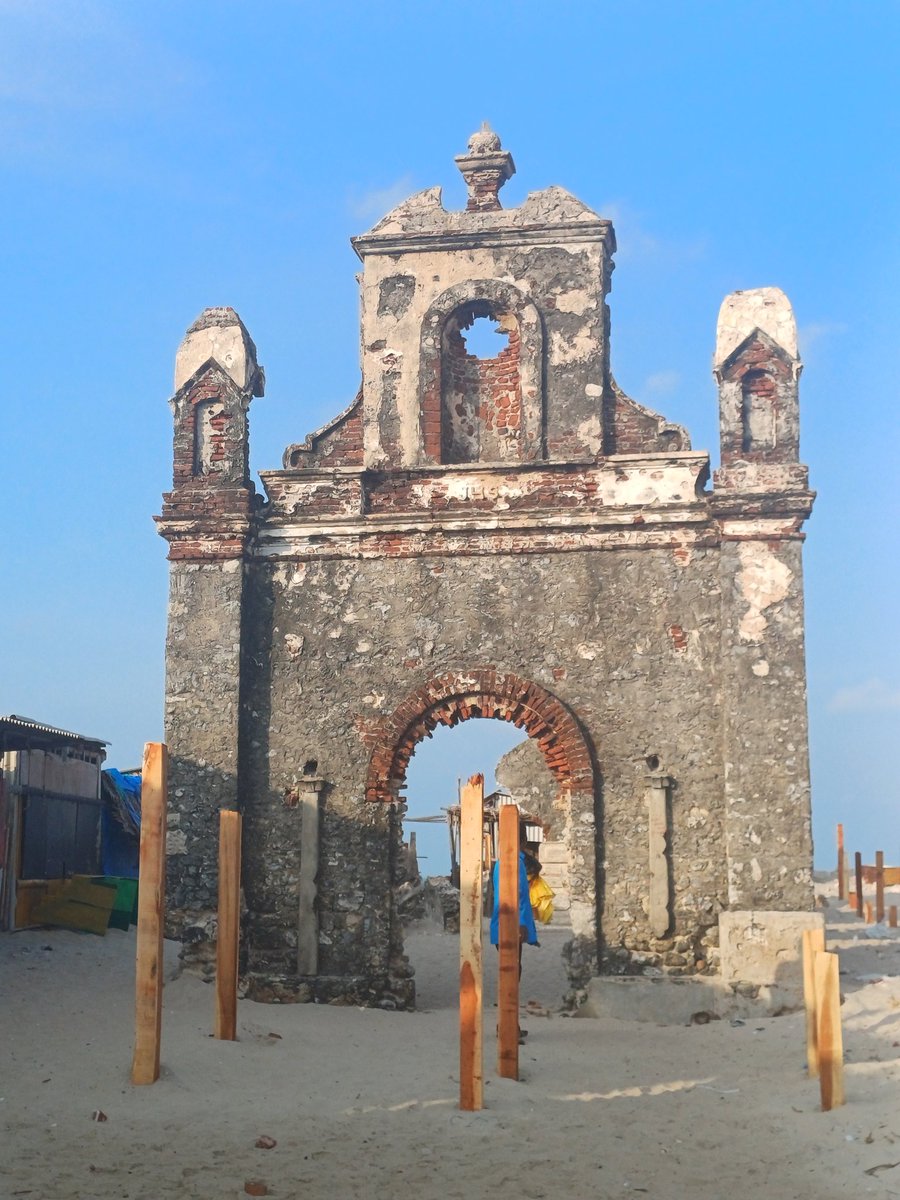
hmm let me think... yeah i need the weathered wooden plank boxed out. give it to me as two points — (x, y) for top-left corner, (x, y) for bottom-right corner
(131, 742), (167, 1086)
(215, 810), (242, 1041)
(875, 850), (885, 924)
(855, 852), (864, 918)
(459, 773), (484, 1112)
(815, 949), (845, 1111)
(497, 803), (519, 1080)
(802, 926), (825, 1078)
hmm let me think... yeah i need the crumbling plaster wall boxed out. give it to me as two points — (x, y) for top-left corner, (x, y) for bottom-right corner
(356, 212), (612, 468)
(238, 543), (728, 997)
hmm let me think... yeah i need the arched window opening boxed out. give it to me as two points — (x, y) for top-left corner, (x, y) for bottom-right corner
(441, 301), (522, 464)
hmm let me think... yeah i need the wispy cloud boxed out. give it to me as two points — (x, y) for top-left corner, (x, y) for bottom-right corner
(0, 1), (197, 115)
(828, 679), (900, 714)
(642, 369), (681, 397)
(347, 174), (416, 223)
(600, 200), (708, 264)
(798, 321), (848, 356)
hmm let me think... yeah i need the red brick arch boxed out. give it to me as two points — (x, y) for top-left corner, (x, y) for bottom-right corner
(364, 669), (594, 802)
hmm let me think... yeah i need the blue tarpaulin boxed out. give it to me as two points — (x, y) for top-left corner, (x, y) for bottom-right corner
(100, 769), (141, 878)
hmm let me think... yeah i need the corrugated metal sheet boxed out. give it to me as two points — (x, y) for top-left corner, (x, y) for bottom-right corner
(0, 715), (108, 750)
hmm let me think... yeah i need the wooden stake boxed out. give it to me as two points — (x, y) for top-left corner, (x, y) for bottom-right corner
(459, 773), (484, 1112)
(865, 900), (874, 924)
(875, 850), (885, 924)
(802, 926), (826, 1078)
(814, 950), (845, 1111)
(837, 824), (845, 900)
(131, 742), (167, 1085)
(889, 906), (898, 929)
(215, 810), (242, 1041)
(855, 852), (864, 918)
(497, 803), (520, 1081)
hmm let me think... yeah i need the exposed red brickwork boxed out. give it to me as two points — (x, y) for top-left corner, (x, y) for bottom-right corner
(465, 169), (506, 212)
(666, 624), (688, 652)
(362, 669), (594, 802)
(602, 379), (687, 455)
(441, 307), (522, 464)
(364, 464), (600, 516)
(284, 390), (364, 469)
(719, 332), (794, 465)
(158, 363), (256, 560)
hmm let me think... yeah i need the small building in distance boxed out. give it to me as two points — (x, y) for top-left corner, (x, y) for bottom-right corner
(0, 715), (108, 929)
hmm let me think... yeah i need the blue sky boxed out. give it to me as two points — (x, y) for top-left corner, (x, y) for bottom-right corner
(2, 0), (897, 871)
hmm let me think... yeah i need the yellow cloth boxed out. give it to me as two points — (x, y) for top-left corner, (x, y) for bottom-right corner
(529, 874), (555, 924)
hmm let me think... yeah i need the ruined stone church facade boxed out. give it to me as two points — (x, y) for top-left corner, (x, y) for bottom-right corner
(157, 129), (816, 1009)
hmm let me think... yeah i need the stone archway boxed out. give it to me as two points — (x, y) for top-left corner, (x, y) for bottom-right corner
(363, 667), (598, 1003)
(364, 668), (594, 803)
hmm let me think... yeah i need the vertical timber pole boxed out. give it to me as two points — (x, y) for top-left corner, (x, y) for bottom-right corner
(802, 927), (825, 1078)
(131, 742), (167, 1085)
(215, 810), (242, 1041)
(875, 850), (885, 924)
(836, 824), (845, 900)
(459, 773), (484, 1112)
(854, 852), (864, 918)
(815, 949), (845, 1111)
(497, 804), (520, 1080)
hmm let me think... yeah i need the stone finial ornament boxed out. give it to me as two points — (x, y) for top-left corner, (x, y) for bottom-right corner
(455, 122), (515, 212)
(467, 122), (502, 154)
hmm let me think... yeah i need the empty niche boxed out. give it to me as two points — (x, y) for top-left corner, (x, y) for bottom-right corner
(193, 399), (229, 476)
(440, 301), (522, 464)
(740, 369), (777, 455)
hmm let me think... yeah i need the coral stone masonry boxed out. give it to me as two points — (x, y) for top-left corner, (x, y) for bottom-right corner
(156, 128), (817, 1010)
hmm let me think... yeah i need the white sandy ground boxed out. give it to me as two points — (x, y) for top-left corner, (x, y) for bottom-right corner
(2, 886), (900, 1200)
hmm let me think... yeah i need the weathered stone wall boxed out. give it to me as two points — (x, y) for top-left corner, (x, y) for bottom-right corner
(235, 544), (728, 995)
(163, 560), (245, 965)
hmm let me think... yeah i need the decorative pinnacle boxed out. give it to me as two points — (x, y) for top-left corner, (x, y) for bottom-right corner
(455, 123), (515, 213)
(467, 121), (502, 154)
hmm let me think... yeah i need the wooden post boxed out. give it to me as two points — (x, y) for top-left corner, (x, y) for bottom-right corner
(814, 950), (845, 1111)
(889, 906), (898, 929)
(215, 810), (242, 1041)
(875, 850), (885, 923)
(865, 900), (874, 924)
(131, 742), (167, 1085)
(854, 852), (864, 918)
(802, 926), (826, 1078)
(497, 803), (520, 1081)
(836, 824), (845, 900)
(459, 773), (484, 1112)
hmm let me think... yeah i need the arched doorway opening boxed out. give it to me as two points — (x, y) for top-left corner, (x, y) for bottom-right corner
(363, 669), (597, 1009)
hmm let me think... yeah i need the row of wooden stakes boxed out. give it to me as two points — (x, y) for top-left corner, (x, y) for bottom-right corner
(836, 824), (899, 925)
(131, 743), (240, 1085)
